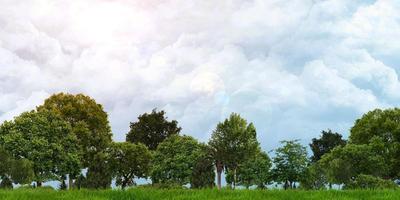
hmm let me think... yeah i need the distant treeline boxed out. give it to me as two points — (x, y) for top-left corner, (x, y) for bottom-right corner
(0, 93), (398, 190)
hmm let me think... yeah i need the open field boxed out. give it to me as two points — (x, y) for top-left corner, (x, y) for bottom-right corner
(0, 188), (398, 200)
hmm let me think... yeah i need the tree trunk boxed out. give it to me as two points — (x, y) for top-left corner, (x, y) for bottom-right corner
(216, 161), (223, 190)
(68, 177), (74, 190)
(233, 168), (237, 190)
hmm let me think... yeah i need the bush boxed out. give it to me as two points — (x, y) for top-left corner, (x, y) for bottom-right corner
(344, 174), (397, 189)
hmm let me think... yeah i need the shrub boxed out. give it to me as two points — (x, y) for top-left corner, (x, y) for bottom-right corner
(344, 174), (397, 189)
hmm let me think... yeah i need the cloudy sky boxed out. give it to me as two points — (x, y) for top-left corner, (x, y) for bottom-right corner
(1, 0), (399, 151)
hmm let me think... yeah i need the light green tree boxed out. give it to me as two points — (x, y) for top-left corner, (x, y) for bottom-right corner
(209, 113), (259, 189)
(272, 140), (308, 190)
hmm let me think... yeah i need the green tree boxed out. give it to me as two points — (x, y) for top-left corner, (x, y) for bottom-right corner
(310, 130), (347, 162)
(349, 108), (400, 179)
(0, 110), (80, 187)
(190, 145), (215, 189)
(209, 113), (259, 189)
(126, 109), (181, 150)
(236, 150), (272, 189)
(84, 151), (112, 189)
(109, 142), (152, 190)
(300, 162), (326, 190)
(37, 93), (113, 188)
(0, 147), (34, 188)
(151, 135), (203, 186)
(319, 142), (387, 186)
(272, 140), (308, 190)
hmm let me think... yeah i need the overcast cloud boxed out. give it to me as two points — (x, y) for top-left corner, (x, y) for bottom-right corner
(1, 0), (399, 150)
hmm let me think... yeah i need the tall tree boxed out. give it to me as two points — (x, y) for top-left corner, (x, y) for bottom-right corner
(0, 110), (80, 187)
(310, 130), (347, 162)
(151, 135), (203, 186)
(109, 142), (152, 190)
(37, 93), (112, 188)
(349, 108), (400, 179)
(272, 140), (308, 190)
(126, 109), (181, 150)
(209, 113), (259, 189)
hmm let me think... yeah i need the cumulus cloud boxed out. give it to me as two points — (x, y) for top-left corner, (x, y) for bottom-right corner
(1, 0), (399, 149)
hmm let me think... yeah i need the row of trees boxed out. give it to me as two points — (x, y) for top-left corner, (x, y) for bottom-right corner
(0, 93), (398, 190)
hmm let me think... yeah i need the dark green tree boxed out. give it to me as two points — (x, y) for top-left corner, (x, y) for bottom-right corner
(126, 109), (181, 150)
(310, 130), (347, 162)
(272, 140), (308, 190)
(37, 93), (112, 188)
(110, 142), (152, 190)
(190, 145), (215, 189)
(209, 113), (259, 189)
(151, 135), (203, 186)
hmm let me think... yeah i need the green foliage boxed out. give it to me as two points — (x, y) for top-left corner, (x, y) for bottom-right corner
(272, 140), (308, 189)
(0, 176), (12, 189)
(109, 142), (152, 189)
(310, 130), (346, 162)
(151, 135), (203, 186)
(190, 145), (215, 189)
(209, 113), (260, 189)
(235, 150), (272, 189)
(319, 143), (387, 185)
(0, 110), (80, 186)
(300, 163), (327, 190)
(126, 109), (181, 150)
(84, 151), (112, 189)
(37, 93), (112, 154)
(344, 174), (397, 190)
(37, 93), (113, 188)
(350, 108), (400, 179)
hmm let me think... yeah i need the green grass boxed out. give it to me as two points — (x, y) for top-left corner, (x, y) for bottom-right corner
(0, 188), (398, 200)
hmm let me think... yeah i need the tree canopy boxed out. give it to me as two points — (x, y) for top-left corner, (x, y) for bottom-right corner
(126, 109), (181, 150)
(310, 130), (347, 162)
(272, 140), (308, 190)
(0, 110), (80, 187)
(209, 113), (260, 189)
(109, 142), (152, 189)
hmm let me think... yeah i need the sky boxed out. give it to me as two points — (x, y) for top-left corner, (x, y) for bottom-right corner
(1, 0), (400, 152)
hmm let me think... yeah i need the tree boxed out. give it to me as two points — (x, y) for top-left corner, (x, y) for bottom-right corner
(300, 162), (326, 190)
(84, 151), (112, 189)
(349, 108), (400, 179)
(319, 142), (387, 186)
(272, 140), (308, 190)
(0, 110), (80, 187)
(0, 147), (34, 188)
(310, 130), (347, 162)
(209, 113), (259, 189)
(190, 145), (215, 189)
(37, 93), (113, 188)
(126, 109), (181, 150)
(109, 142), (152, 190)
(236, 150), (272, 189)
(151, 135), (203, 186)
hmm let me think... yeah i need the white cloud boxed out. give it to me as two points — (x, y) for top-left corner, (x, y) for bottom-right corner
(1, 0), (400, 150)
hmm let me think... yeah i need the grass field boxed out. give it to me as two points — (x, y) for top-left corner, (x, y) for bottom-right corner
(0, 188), (398, 200)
